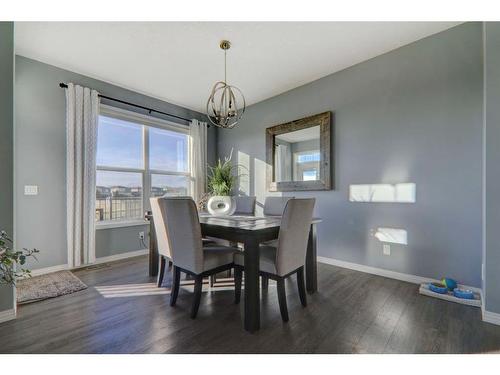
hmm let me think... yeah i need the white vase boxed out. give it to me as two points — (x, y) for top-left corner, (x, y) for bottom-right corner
(207, 196), (236, 216)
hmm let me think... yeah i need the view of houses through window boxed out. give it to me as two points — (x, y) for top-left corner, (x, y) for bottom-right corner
(95, 109), (190, 223)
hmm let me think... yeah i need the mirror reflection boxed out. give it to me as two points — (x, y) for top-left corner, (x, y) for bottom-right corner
(274, 126), (321, 182)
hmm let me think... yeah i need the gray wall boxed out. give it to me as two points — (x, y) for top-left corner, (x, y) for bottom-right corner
(484, 22), (500, 312)
(218, 23), (484, 287)
(0, 22), (14, 312)
(95, 226), (148, 259)
(290, 139), (320, 154)
(15, 55), (216, 270)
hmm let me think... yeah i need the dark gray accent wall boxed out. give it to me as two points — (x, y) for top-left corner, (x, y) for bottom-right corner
(484, 22), (500, 313)
(15, 55), (216, 270)
(0, 22), (14, 312)
(218, 23), (484, 287)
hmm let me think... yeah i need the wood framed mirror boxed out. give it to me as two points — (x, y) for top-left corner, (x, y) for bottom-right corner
(266, 111), (333, 192)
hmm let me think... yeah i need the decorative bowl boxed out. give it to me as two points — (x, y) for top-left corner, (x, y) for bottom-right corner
(207, 196), (236, 216)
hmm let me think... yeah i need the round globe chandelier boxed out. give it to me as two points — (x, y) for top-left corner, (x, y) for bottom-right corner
(206, 40), (246, 129)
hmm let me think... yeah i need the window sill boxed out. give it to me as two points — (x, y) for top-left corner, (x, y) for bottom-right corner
(96, 220), (149, 230)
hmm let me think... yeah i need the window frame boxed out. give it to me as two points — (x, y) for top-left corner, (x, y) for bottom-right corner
(96, 105), (192, 229)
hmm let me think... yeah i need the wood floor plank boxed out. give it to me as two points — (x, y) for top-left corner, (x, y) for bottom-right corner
(1, 256), (500, 354)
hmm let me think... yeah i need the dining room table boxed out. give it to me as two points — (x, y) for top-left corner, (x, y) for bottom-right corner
(145, 211), (322, 333)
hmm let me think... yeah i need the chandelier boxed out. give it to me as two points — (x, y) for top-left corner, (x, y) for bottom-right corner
(206, 40), (246, 129)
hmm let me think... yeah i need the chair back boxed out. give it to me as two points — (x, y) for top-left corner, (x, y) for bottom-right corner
(275, 198), (315, 276)
(234, 196), (256, 215)
(150, 197), (172, 259)
(151, 197), (204, 274)
(263, 196), (294, 216)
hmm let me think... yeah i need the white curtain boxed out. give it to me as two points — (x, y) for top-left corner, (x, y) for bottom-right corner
(65, 83), (100, 267)
(190, 119), (208, 203)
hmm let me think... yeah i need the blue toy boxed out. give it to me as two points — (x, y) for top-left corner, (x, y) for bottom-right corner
(441, 277), (458, 291)
(429, 282), (448, 294)
(453, 288), (474, 300)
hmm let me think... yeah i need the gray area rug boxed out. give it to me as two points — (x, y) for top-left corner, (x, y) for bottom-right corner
(17, 270), (87, 304)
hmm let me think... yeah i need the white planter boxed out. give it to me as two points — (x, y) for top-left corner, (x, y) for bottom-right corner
(207, 196), (236, 216)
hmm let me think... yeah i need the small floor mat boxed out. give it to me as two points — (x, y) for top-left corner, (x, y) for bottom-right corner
(17, 271), (87, 304)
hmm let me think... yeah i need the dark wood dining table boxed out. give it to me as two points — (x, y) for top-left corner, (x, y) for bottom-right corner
(145, 212), (321, 333)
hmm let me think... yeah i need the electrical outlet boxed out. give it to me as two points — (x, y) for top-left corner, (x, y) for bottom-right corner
(383, 244), (391, 256)
(24, 185), (38, 195)
(139, 231), (145, 240)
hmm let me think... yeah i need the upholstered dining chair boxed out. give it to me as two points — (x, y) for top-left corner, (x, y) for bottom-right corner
(150, 196), (238, 319)
(150, 196), (173, 287)
(261, 196), (295, 248)
(208, 196), (256, 285)
(263, 196), (294, 216)
(233, 198), (315, 322)
(234, 196), (256, 216)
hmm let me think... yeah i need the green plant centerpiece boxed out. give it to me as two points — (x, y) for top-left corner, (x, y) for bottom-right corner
(206, 150), (240, 216)
(0, 231), (39, 285)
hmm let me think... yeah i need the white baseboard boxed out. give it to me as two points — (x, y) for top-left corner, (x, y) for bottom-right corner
(93, 249), (149, 265)
(482, 310), (500, 326)
(30, 264), (69, 276)
(317, 256), (482, 294)
(29, 249), (148, 276)
(0, 308), (16, 324)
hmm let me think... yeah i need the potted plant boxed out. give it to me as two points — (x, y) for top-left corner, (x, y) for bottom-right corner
(206, 150), (239, 216)
(0, 231), (39, 285)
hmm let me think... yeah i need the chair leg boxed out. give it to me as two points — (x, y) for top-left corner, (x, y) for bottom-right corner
(261, 275), (269, 291)
(276, 277), (289, 322)
(170, 266), (181, 306)
(234, 267), (243, 304)
(191, 275), (203, 319)
(297, 266), (307, 307)
(157, 256), (166, 287)
(228, 242), (237, 278)
(210, 274), (216, 287)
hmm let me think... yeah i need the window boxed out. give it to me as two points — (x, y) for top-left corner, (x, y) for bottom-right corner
(293, 150), (320, 181)
(95, 106), (191, 225)
(302, 170), (317, 181)
(151, 174), (189, 197)
(96, 170), (143, 221)
(296, 152), (320, 163)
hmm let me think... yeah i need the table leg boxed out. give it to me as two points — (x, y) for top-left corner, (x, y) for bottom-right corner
(305, 223), (317, 293)
(244, 238), (260, 332)
(149, 218), (159, 277)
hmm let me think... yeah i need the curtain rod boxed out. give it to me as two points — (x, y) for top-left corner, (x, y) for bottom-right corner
(59, 82), (206, 126)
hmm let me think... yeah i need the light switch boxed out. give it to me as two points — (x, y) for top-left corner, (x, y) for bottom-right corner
(383, 244), (391, 256)
(24, 185), (38, 195)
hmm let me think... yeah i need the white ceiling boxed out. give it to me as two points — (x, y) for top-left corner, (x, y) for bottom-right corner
(15, 22), (460, 113)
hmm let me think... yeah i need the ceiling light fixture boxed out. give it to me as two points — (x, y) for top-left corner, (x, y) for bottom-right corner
(206, 40), (245, 129)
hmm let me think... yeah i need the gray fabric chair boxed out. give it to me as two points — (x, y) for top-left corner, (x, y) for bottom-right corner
(234, 196), (256, 215)
(150, 195), (173, 286)
(234, 198), (315, 322)
(263, 196), (294, 216)
(150, 196), (238, 318)
(211, 196), (257, 283)
(206, 196), (256, 285)
(261, 196), (294, 247)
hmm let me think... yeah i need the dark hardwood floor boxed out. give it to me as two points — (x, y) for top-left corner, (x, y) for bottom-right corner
(1, 255), (500, 354)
